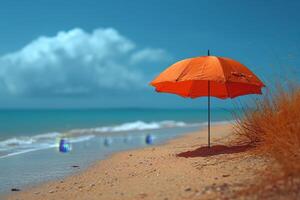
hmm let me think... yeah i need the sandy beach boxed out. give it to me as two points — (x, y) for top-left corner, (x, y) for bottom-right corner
(5, 124), (271, 200)
(2, 1), (300, 199)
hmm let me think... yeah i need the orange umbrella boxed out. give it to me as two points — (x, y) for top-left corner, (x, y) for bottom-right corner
(150, 51), (265, 147)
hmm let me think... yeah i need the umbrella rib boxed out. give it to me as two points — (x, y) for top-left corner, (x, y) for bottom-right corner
(224, 82), (231, 98)
(214, 57), (227, 82)
(215, 57), (231, 98)
(188, 80), (195, 97)
(176, 59), (194, 81)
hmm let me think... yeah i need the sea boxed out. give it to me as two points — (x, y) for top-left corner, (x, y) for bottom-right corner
(0, 108), (238, 194)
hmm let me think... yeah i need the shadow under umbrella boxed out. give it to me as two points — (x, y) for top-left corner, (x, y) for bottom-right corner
(177, 144), (252, 158)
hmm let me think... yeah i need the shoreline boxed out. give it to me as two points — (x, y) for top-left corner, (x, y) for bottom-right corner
(5, 123), (268, 200)
(0, 124), (202, 194)
(1, 125), (206, 196)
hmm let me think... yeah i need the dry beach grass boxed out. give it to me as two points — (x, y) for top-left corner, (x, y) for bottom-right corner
(233, 83), (300, 199)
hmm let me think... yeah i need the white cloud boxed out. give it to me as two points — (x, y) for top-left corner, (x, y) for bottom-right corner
(0, 28), (169, 97)
(130, 48), (170, 64)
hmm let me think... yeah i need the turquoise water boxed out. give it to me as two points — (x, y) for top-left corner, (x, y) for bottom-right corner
(0, 108), (238, 194)
(0, 108), (234, 139)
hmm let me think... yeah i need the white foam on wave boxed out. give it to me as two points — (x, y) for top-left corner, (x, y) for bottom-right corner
(0, 132), (95, 159)
(70, 120), (196, 134)
(0, 132), (60, 150)
(0, 137), (35, 146)
(32, 132), (61, 140)
(68, 135), (95, 143)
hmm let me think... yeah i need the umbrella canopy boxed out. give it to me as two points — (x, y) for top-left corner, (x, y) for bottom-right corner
(150, 52), (265, 147)
(151, 55), (265, 99)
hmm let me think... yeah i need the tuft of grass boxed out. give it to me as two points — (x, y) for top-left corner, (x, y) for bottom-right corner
(233, 83), (300, 197)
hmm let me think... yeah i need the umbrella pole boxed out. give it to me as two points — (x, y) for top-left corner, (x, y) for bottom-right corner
(208, 81), (211, 147)
(207, 49), (211, 148)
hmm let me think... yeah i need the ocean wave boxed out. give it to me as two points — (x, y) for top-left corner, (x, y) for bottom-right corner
(70, 120), (197, 135)
(0, 132), (95, 159)
(0, 120), (230, 159)
(0, 137), (36, 146)
(103, 120), (187, 131)
(0, 132), (60, 149)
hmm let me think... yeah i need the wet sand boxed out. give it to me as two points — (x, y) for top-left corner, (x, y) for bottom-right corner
(5, 124), (269, 200)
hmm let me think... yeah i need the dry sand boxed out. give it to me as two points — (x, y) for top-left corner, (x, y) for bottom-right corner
(5, 124), (270, 200)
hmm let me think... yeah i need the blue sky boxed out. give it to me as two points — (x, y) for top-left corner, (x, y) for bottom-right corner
(0, 0), (299, 108)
